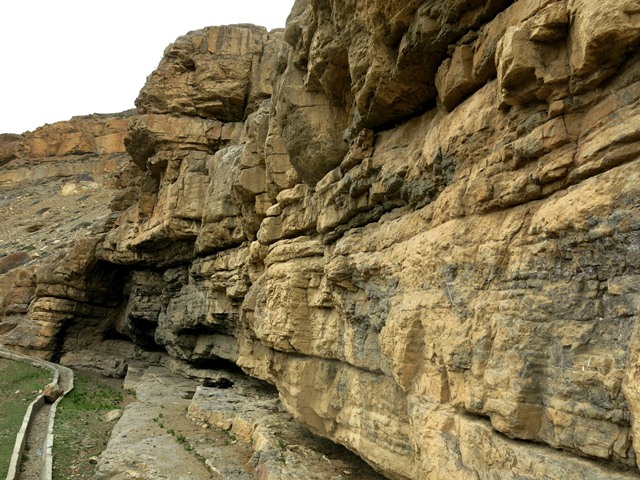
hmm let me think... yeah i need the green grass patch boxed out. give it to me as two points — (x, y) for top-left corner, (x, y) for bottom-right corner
(53, 372), (124, 480)
(0, 358), (52, 478)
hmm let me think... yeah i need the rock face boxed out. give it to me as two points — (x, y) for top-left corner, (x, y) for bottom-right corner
(2, 2), (640, 479)
(136, 25), (275, 122)
(0, 112), (136, 354)
(0, 112), (132, 184)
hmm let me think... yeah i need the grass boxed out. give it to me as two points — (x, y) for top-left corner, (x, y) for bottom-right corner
(52, 372), (124, 480)
(0, 358), (52, 478)
(164, 426), (207, 465)
(277, 433), (287, 465)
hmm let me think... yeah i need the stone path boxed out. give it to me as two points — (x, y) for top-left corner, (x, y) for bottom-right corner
(94, 365), (387, 480)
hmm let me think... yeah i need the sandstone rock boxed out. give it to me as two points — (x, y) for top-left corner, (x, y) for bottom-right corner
(59, 342), (166, 383)
(17, 112), (130, 159)
(43, 382), (63, 403)
(0, 267), (37, 316)
(568, 0), (640, 91)
(263, 106), (300, 199)
(104, 29), (286, 264)
(1, 237), (125, 359)
(0, 133), (20, 165)
(96, 365), (384, 480)
(0, 112), (131, 325)
(272, 57), (349, 185)
(0, 112), (132, 191)
(103, 409), (122, 422)
(3, 2), (640, 479)
(0, 252), (31, 275)
(494, 0), (640, 107)
(285, 0), (512, 134)
(189, 373), (387, 480)
(136, 25), (278, 122)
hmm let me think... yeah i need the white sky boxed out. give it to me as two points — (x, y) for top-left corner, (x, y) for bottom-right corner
(0, 1), (294, 134)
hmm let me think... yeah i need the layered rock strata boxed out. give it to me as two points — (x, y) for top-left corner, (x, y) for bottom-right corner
(93, 364), (386, 479)
(2, 2), (640, 479)
(0, 113), (136, 350)
(0, 112), (132, 185)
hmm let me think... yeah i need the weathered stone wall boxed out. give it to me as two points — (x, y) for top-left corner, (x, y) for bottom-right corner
(2, 2), (640, 478)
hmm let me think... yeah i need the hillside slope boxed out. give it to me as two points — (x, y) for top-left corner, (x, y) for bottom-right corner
(2, 1), (640, 478)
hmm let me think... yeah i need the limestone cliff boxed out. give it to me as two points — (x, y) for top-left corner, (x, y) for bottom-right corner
(2, 1), (640, 478)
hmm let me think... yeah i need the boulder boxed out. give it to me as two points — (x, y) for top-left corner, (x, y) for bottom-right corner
(43, 382), (63, 403)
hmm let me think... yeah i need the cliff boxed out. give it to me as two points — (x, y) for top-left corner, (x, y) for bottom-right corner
(0, 112), (135, 321)
(2, 1), (640, 478)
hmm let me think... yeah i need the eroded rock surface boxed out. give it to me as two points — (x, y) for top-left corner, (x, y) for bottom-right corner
(0, 113), (136, 354)
(95, 364), (385, 480)
(2, 3), (640, 479)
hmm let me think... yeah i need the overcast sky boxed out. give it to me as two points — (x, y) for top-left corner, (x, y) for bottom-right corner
(0, 1), (294, 134)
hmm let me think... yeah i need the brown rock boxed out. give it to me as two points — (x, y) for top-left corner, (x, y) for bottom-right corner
(24, 113), (130, 158)
(0, 252), (31, 275)
(136, 25), (276, 122)
(568, 0), (640, 91)
(43, 382), (63, 403)
(0, 267), (37, 316)
(103, 409), (123, 422)
(272, 58), (349, 185)
(0, 112), (132, 191)
(1, 238), (125, 359)
(285, 0), (512, 133)
(4, 2), (640, 479)
(0, 133), (20, 165)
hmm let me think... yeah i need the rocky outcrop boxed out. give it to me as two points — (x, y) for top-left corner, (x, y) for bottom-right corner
(0, 112), (133, 186)
(2, 2), (640, 479)
(94, 364), (386, 480)
(0, 238), (125, 359)
(136, 25), (276, 122)
(0, 113), (136, 355)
